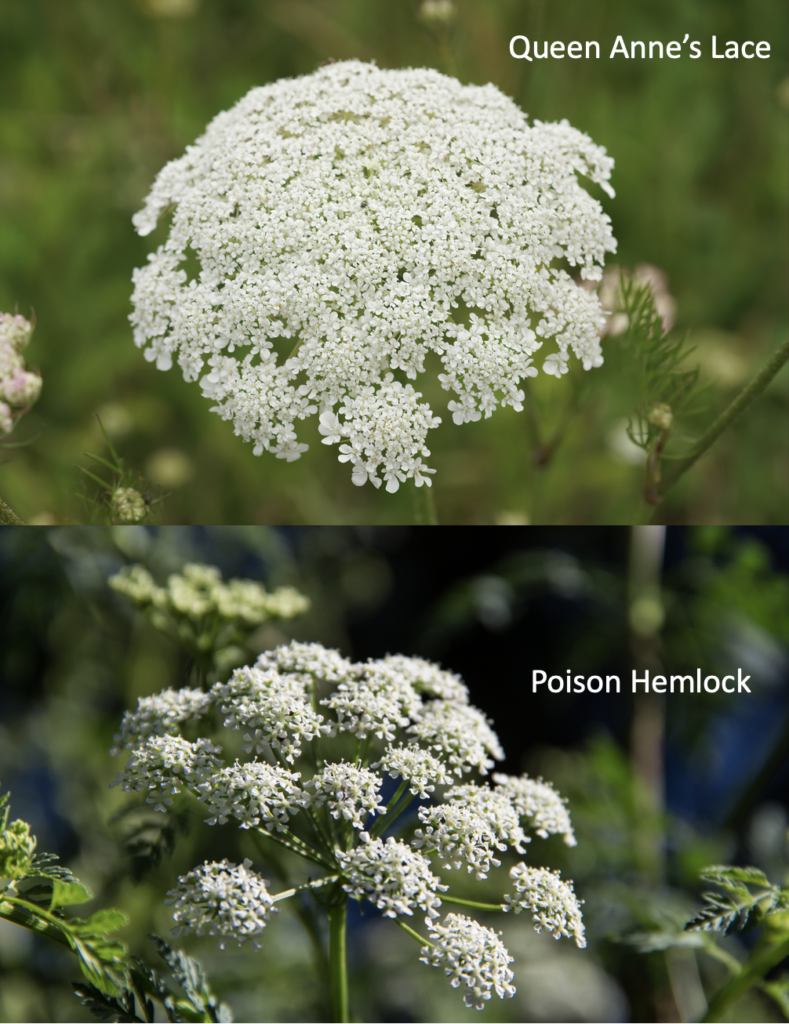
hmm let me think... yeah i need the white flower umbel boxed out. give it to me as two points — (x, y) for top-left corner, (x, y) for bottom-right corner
(492, 772), (577, 845)
(130, 60), (616, 489)
(110, 686), (212, 755)
(166, 858), (277, 950)
(338, 834), (446, 920)
(375, 654), (469, 704)
(110, 735), (224, 811)
(504, 863), (586, 948)
(373, 743), (452, 798)
(421, 913), (515, 1010)
(211, 665), (329, 763)
(254, 639), (355, 684)
(413, 802), (506, 881)
(306, 762), (387, 829)
(443, 783), (529, 854)
(408, 700), (504, 776)
(194, 759), (307, 830)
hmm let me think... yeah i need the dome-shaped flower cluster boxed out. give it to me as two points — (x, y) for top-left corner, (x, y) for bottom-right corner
(130, 60), (616, 491)
(111, 624), (585, 1013)
(0, 313), (41, 437)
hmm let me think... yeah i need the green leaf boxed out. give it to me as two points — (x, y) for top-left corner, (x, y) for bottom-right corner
(51, 877), (94, 908)
(72, 909), (129, 935)
(72, 982), (142, 1023)
(701, 865), (771, 890)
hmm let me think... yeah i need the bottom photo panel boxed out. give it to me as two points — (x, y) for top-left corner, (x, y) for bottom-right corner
(0, 525), (788, 1024)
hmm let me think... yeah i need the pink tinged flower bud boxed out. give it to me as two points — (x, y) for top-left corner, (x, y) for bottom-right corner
(0, 313), (34, 353)
(0, 401), (14, 436)
(0, 368), (42, 408)
(0, 341), (22, 378)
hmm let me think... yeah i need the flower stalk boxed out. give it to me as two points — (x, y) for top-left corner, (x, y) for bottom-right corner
(0, 495), (24, 525)
(328, 900), (349, 1024)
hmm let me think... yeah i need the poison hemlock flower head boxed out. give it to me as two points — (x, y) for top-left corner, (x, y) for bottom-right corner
(338, 834), (446, 920)
(109, 632), (584, 1011)
(130, 60), (616, 490)
(421, 913), (516, 1010)
(504, 863), (586, 948)
(165, 858), (277, 949)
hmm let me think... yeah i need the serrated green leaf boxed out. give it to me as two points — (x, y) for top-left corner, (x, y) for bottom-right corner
(701, 865), (771, 890)
(52, 877), (94, 908)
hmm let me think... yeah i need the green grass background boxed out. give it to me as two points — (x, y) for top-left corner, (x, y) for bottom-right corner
(0, 0), (787, 524)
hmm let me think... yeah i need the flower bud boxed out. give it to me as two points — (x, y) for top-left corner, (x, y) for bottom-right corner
(647, 402), (673, 431)
(111, 487), (148, 522)
(0, 341), (22, 378)
(418, 0), (456, 24)
(0, 368), (42, 408)
(0, 313), (34, 353)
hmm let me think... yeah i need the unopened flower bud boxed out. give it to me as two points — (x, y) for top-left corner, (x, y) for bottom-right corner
(112, 487), (148, 522)
(0, 368), (42, 408)
(418, 0), (456, 24)
(0, 313), (34, 353)
(647, 402), (673, 431)
(0, 341), (22, 378)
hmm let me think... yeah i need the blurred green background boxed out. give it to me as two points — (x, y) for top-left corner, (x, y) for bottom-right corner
(0, 0), (787, 524)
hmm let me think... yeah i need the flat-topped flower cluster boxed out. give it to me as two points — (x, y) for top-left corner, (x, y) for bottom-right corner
(111, 639), (585, 1011)
(130, 60), (616, 492)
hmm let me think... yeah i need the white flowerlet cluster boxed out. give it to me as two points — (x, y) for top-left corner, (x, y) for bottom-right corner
(414, 801), (511, 881)
(492, 772), (577, 846)
(194, 759), (307, 829)
(338, 834), (446, 920)
(421, 913), (516, 1010)
(211, 665), (330, 762)
(373, 744), (452, 797)
(408, 700), (504, 776)
(166, 858), (277, 950)
(376, 654), (469, 703)
(110, 687), (212, 755)
(321, 666), (418, 742)
(130, 60), (616, 489)
(504, 863), (586, 948)
(306, 761), (387, 829)
(110, 735), (224, 811)
(255, 640), (355, 684)
(444, 783), (530, 853)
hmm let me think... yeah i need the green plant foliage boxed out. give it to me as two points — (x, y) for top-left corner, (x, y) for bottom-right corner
(686, 866), (789, 936)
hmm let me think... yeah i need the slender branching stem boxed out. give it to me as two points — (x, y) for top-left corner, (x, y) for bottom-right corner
(328, 901), (349, 1023)
(651, 337), (789, 504)
(410, 480), (438, 525)
(701, 934), (789, 1023)
(441, 895), (505, 912)
(272, 875), (339, 902)
(254, 825), (334, 870)
(396, 918), (434, 947)
(370, 780), (410, 838)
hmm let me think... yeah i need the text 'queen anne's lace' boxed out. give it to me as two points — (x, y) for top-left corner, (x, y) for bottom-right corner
(130, 60), (616, 490)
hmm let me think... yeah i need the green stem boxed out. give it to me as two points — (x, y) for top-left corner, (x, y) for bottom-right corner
(653, 337), (789, 502)
(254, 826), (334, 870)
(396, 918), (434, 947)
(272, 875), (339, 901)
(701, 934), (789, 1023)
(0, 495), (24, 525)
(370, 780), (410, 838)
(410, 480), (438, 525)
(441, 895), (505, 912)
(328, 900), (349, 1024)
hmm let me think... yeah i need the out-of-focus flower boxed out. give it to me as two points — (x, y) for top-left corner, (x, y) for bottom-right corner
(0, 313), (40, 437)
(592, 264), (676, 337)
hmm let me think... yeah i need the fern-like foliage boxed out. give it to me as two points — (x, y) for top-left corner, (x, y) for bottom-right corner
(685, 865), (789, 936)
(618, 274), (703, 451)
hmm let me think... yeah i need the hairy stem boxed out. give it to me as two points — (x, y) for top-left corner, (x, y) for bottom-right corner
(0, 495), (24, 525)
(653, 337), (789, 503)
(328, 900), (349, 1023)
(410, 480), (438, 525)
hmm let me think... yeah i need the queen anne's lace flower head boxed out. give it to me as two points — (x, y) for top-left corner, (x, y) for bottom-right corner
(421, 913), (516, 1010)
(338, 834), (446, 920)
(165, 858), (277, 949)
(504, 863), (586, 948)
(130, 60), (616, 490)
